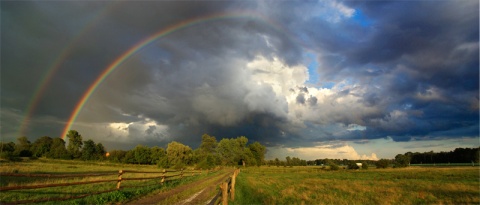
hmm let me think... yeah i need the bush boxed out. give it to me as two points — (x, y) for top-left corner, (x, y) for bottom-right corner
(347, 162), (360, 170)
(376, 159), (390, 168)
(362, 163), (368, 170)
(329, 163), (340, 171)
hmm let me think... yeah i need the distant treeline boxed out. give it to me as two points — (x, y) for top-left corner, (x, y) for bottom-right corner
(305, 147), (479, 169)
(404, 148), (479, 164)
(2, 131), (477, 169)
(0, 130), (266, 169)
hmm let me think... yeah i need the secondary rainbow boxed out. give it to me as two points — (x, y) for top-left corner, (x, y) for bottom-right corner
(60, 11), (288, 139)
(17, 2), (119, 138)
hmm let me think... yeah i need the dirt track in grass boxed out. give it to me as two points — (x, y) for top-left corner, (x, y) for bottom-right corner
(124, 170), (232, 205)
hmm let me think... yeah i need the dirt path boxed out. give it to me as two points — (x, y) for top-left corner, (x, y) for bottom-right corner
(178, 172), (232, 205)
(125, 170), (231, 205)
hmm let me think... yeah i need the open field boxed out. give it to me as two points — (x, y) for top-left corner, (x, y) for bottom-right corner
(0, 158), (225, 204)
(233, 166), (480, 204)
(2, 159), (479, 204)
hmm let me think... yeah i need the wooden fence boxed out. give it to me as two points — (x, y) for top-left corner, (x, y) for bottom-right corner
(0, 169), (202, 204)
(208, 169), (240, 205)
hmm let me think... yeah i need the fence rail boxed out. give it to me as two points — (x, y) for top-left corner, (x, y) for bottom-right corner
(0, 168), (203, 204)
(0, 172), (118, 178)
(209, 169), (240, 205)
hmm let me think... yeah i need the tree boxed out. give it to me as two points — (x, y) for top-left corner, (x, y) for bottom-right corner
(66, 130), (83, 159)
(123, 150), (136, 164)
(81, 139), (97, 161)
(242, 148), (257, 166)
(362, 162), (369, 170)
(150, 146), (166, 165)
(347, 161), (360, 170)
(329, 162), (340, 171)
(376, 159), (390, 168)
(133, 145), (152, 165)
(248, 142), (266, 166)
(108, 150), (127, 163)
(31, 136), (53, 157)
(394, 154), (410, 168)
(0, 142), (16, 159)
(96, 143), (106, 160)
(166, 141), (192, 168)
(14, 136), (32, 157)
(47, 138), (70, 159)
(286, 156), (292, 167)
(217, 138), (234, 165)
(199, 134), (217, 155)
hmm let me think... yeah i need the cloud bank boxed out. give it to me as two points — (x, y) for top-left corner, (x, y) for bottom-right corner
(1, 1), (478, 158)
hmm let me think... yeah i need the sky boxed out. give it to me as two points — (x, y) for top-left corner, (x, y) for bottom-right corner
(1, 0), (479, 160)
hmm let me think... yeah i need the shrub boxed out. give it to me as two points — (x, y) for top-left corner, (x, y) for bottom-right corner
(376, 159), (390, 168)
(347, 162), (360, 170)
(329, 163), (340, 171)
(362, 163), (368, 170)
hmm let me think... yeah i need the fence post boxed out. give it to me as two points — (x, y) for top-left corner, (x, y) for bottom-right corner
(117, 170), (123, 189)
(161, 169), (166, 184)
(181, 169), (184, 179)
(221, 182), (228, 205)
(230, 170), (237, 200)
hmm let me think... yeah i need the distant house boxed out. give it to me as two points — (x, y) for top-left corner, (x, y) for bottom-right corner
(356, 163), (362, 167)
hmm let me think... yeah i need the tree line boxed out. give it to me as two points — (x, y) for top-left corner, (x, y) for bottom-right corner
(0, 131), (266, 169)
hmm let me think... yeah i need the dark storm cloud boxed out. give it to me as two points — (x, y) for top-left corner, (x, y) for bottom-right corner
(1, 0), (478, 150)
(290, 0), (478, 141)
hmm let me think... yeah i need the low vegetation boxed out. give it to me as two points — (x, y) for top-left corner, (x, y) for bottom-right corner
(0, 131), (267, 169)
(0, 159), (225, 204)
(233, 166), (480, 204)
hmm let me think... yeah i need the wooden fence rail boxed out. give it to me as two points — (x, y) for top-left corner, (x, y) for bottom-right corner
(0, 168), (203, 205)
(209, 169), (240, 205)
(0, 172), (118, 178)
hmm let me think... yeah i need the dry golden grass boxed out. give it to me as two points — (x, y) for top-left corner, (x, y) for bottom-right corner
(234, 166), (480, 204)
(0, 159), (207, 204)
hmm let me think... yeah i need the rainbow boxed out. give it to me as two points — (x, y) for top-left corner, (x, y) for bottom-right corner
(17, 2), (120, 138)
(60, 11), (288, 139)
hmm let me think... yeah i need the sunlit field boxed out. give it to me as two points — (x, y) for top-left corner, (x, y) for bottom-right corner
(233, 166), (480, 204)
(0, 158), (221, 204)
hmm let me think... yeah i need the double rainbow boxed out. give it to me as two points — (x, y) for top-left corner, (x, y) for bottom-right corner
(59, 11), (288, 139)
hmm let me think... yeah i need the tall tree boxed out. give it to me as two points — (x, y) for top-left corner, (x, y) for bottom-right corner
(66, 130), (83, 158)
(166, 141), (192, 168)
(133, 145), (152, 164)
(248, 142), (266, 166)
(31, 136), (53, 157)
(81, 139), (97, 161)
(96, 143), (106, 160)
(0, 142), (16, 159)
(395, 154), (410, 168)
(150, 146), (166, 165)
(47, 138), (70, 159)
(199, 134), (217, 155)
(108, 150), (127, 163)
(14, 136), (32, 157)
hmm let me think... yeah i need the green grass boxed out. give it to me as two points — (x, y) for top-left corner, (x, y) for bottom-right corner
(233, 166), (480, 204)
(0, 158), (213, 204)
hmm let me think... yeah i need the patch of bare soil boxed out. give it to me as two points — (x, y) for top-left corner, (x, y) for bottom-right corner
(178, 173), (232, 205)
(124, 171), (231, 205)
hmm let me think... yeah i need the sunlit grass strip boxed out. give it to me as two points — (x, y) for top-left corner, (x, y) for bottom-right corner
(0, 172), (118, 178)
(0, 159), (216, 204)
(8, 188), (119, 205)
(0, 179), (118, 191)
(235, 166), (480, 204)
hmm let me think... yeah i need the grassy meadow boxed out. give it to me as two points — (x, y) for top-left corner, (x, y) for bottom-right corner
(0, 158), (220, 204)
(233, 166), (480, 204)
